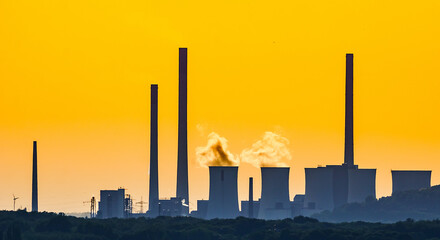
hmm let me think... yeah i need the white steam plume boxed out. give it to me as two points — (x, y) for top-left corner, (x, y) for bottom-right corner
(240, 132), (291, 167)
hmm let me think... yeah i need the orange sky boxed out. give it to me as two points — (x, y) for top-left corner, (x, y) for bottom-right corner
(0, 0), (439, 213)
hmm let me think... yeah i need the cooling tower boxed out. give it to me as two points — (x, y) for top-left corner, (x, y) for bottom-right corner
(148, 84), (159, 216)
(304, 165), (348, 211)
(258, 167), (291, 220)
(392, 170), (431, 194)
(206, 166), (239, 219)
(176, 48), (189, 210)
(348, 168), (376, 203)
(32, 141), (38, 212)
(304, 167), (334, 211)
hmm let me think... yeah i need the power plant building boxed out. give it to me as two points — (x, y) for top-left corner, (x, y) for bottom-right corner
(97, 188), (126, 219)
(206, 166), (239, 219)
(392, 170), (431, 194)
(304, 54), (376, 212)
(258, 167), (291, 220)
(240, 201), (260, 218)
(190, 200), (209, 219)
(158, 197), (189, 217)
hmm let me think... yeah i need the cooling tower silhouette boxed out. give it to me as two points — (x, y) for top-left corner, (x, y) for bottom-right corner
(206, 166), (239, 219)
(258, 167), (291, 219)
(392, 170), (431, 194)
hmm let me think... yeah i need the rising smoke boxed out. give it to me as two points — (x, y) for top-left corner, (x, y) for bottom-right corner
(196, 132), (239, 167)
(240, 132), (291, 167)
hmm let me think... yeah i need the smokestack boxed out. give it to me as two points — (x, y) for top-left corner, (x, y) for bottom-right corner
(258, 167), (290, 219)
(249, 177), (254, 218)
(344, 53), (354, 167)
(149, 84), (159, 216)
(206, 166), (239, 219)
(176, 48), (189, 208)
(32, 141), (38, 212)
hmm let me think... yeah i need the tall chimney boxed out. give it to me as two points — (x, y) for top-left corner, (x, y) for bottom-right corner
(176, 48), (189, 209)
(32, 141), (38, 212)
(344, 53), (354, 167)
(248, 177), (254, 218)
(149, 84), (159, 216)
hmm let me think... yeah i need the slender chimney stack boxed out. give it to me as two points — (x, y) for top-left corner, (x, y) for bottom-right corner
(176, 48), (189, 209)
(149, 84), (159, 215)
(32, 141), (38, 212)
(344, 53), (354, 167)
(248, 177), (254, 218)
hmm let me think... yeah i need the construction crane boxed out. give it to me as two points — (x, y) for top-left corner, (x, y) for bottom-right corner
(13, 195), (19, 211)
(135, 197), (148, 214)
(83, 196), (96, 218)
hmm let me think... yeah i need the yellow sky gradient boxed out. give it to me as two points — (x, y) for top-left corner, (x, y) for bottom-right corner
(0, 0), (439, 213)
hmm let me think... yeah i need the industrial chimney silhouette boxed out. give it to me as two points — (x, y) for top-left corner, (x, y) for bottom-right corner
(176, 48), (189, 209)
(344, 53), (354, 167)
(206, 166), (239, 219)
(258, 167), (290, 219)
(32, 141), (38, 212)
(249, 177), (254, 218)
(148, 84), (159, 216)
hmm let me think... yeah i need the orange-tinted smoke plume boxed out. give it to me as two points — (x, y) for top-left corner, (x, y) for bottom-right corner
(196, 132), (238, 167)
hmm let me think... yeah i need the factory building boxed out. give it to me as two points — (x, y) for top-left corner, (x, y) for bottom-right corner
(157, 197), (189, 217)
(190, 200), (209, 219)
(240, 201), (261, 218)
(291, 195), (305, 217)
(258, 167), (291, 220)
(304, 54), (376, 213)
(97, 188), (126, 219)
(206, 166), (239, 219)
(392, 170), (431, 194)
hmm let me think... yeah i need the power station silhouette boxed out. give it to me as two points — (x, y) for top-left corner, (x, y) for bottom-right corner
(27, 49), (433, 220)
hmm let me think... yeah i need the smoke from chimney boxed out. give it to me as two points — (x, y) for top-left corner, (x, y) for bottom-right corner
(196, 132), (238, 167)
(240, 132), (291, 167)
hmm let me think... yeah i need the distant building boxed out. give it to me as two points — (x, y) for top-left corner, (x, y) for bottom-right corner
(158, 197), (189, 217)
(240, 200), (260, 218)
(392, 170), (431, 194)
(98, 188), (125, 219)
(97, 188), (132, 219)
(291, 194), (305, 217)
(190, 200), (209, 219)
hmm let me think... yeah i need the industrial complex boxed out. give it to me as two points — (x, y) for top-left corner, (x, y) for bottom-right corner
(29, 48), (434, 220)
